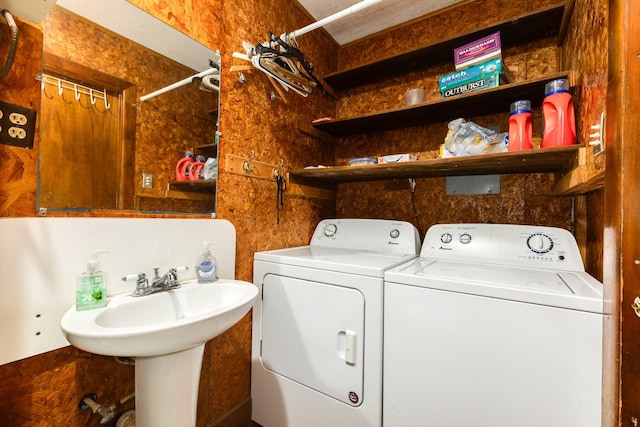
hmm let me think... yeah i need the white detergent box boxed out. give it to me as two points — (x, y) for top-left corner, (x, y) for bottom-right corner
(378, 153), (417, 164)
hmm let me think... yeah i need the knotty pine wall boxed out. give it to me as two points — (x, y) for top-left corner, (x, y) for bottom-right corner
(0, 0), (608, 425)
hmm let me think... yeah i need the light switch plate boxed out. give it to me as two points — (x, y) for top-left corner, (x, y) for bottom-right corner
(0, 101), (36, 149)
(142, 173), (153, 189)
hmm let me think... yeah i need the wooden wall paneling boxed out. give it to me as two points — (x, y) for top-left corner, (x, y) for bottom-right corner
(0, 347), (135, 426)
(608, 0), (640, 425)
(212, 0), (339, 423)
(0, 18), (41, 217)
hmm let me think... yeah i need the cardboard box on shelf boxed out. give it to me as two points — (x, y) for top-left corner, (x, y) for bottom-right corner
(454, 31), (502, 70)
(439, 58), (510, 98)
(378, 154), (417, 164)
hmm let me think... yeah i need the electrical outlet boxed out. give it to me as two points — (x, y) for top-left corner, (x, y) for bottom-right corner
(589, 112), (605, 156)
(0, 101), (36, 149)
(8, 127), (26, 139)
(9, 113), (27, 125)
(142, 173), (153, 189)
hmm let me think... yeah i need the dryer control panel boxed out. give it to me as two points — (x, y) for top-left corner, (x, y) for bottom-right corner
(421, 223), (585, 272)
(311, 218), (421, 255)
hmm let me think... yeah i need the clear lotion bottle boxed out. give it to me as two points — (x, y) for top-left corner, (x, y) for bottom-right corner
(196, 241), (218, 283)
(76, 250), (108, 311)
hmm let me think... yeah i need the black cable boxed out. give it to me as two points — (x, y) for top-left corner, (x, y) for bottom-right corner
(409, 178), (424, 239)
(0, 10), (19, 81)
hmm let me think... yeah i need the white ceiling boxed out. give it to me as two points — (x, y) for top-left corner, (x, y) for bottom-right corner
(296, 0), (469, 45)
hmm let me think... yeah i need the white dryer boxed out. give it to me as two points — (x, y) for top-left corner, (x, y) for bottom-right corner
(384, 223), (604, 427)
(251, 218), (421, 427)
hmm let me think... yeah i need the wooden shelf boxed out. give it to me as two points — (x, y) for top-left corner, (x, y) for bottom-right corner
(289, 146), (580, 183)
(323, 3), (566, 92)
(194, 143), (218, 157)
(312, 71), (574, 137)
(168, 179), (217, 194)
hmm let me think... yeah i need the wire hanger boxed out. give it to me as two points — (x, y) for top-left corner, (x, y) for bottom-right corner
(232, 0), (384, 98)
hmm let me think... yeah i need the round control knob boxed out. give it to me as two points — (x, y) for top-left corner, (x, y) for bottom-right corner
(440, 233), (453, 244)
(323, 223), (338, 237)
(390, 229), (400, 239)
(527, 233), (554, 254)
(459, 233), (472, 244)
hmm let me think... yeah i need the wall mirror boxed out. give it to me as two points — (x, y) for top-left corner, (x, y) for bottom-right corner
(38, 0), (221, 215)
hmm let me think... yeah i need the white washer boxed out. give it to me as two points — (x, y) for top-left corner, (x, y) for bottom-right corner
(384, 223), (604, 427)
(251, 218), (421, 427)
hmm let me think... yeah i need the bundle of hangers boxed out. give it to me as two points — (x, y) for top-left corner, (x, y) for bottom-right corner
(235, 32), (325, 99)
(232, 0), (385, 100)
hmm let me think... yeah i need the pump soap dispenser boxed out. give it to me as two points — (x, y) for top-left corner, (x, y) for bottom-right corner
(195, 241), (218, 283)
(76, 250), (108, 311)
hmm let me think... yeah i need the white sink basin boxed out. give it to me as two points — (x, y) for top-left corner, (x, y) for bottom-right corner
(61, 279), (258, 357)
(61, 279), (258, 427)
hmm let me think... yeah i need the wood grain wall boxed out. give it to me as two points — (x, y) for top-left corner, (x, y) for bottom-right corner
(0, 0), (611, 425)
(0, 18), (40, 217)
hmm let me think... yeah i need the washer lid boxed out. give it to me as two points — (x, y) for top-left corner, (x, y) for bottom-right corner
(255, 246), (417, 277)
(385, 258), (604, 313)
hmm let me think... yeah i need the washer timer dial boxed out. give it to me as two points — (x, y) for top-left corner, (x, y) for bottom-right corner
(440, 233), (453, 244)
(459, 233), (472, 244)
(527, 233), (554, 254)
(323, 223), (338, 237)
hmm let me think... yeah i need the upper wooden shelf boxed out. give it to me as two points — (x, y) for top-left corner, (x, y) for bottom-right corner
(312, 71), (574, 137)
(323, 3), (566, 92)
(195, 143), (218, 157)
(289, 145), (580, 184)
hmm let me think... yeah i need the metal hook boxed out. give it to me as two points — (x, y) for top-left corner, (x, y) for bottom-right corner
(90, 89), (96, 105)
(74, 84), (80, 100)
(103, 89), (111, 109)
(272, 159), (285, 178)
(242, 150), (256, 173)
(632, 297), (640, 318)
(58, 79), (63, 95)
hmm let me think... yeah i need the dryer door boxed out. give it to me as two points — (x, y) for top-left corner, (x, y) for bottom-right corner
(261, 274), (365, 406)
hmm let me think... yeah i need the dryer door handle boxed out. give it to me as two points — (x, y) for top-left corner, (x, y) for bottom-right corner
(339, 330), (357, 366)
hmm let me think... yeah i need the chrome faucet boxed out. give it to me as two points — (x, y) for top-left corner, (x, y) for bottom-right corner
(122, 266), (188, 297)
(151, 267), (180, 289)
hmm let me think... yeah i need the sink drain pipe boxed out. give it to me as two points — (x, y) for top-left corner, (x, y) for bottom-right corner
(80, 392), (135, 424)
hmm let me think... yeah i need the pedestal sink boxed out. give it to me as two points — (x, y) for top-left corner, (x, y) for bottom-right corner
(61, 279), (258, 427)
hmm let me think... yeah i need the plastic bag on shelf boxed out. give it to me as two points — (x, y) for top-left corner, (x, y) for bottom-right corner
(443, 118), (508, 157)
(202, 157), (218, 180)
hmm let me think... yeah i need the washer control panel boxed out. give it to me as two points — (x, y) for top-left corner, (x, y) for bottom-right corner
(311, 218), (421, 255)
(422, 224), (584, 272)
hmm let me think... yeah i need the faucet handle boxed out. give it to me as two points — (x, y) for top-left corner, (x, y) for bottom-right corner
(123, 273), (151, 297)
(122, 273), (149, 289)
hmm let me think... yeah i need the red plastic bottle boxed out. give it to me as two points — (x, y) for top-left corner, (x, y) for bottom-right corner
(541, 79), (576, 148)
(189, 155), (206, 181)
(175, 151), (194, 181)
(508, 100), (533, 151)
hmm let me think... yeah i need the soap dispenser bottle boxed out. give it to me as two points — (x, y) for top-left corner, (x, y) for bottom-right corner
(195, 241), (218, 283)
(76, 250), (108, 311)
